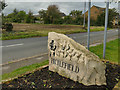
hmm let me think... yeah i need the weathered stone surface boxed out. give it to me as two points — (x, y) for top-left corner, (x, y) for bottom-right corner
(48, 32), (106, 86)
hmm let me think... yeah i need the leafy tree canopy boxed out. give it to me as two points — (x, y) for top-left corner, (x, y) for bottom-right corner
(0, 1), (7, 11)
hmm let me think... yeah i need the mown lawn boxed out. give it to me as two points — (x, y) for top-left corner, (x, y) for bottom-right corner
(90, 39), (119, 63)
(2, 23), (111, 40)
(1, 60), (49, 81)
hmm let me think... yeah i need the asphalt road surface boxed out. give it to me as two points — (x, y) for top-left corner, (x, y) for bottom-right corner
(2, 29), (118, 64)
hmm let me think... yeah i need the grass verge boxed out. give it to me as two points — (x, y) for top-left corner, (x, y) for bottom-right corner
(90, 39), (119, 63)
(2, 23), (112, 40)
(1, 60), (49, 81)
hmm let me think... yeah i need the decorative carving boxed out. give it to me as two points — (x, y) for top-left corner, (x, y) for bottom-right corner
(49, 39), (84, 62)
(48, 32), (106, 86)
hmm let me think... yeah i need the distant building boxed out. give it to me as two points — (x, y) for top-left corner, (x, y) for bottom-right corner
(33, 14), (40, 18)
(59, 12), (66, 19)
(33, 12), (66, 24)
(35, 21), (44, 24)
(33, 14), (44, 24)
(112, 15), (120, 26)
(84, 5), (105, 20)
(112, 16), (118, 26)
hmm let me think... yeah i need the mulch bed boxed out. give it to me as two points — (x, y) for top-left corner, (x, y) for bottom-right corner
(2, 62), (120, 89)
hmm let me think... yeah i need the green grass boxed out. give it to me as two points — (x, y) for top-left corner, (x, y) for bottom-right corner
(90, 39), (119, 63)
(1, 60), (49, 81)
(1, 27), (111, 40)
(90, 27), (111, 32)
(2, 23), (112, 40)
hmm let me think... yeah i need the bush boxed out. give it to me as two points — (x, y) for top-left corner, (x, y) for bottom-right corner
(118, 21), (120, 25)
(4, 23), (13, 32)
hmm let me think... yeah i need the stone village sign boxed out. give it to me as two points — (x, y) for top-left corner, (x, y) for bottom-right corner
(48, 32), (106, 86)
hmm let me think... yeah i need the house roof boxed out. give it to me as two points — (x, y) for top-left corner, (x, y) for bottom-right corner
(92, 5), (105, 9)
(34, 15), (39, 17)
(33, 12), (66, 17)
(60, 12), (66, 17)
(84, 5), (105, 14)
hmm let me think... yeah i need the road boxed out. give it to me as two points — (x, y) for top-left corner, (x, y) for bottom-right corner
(2, 29), (118, 64)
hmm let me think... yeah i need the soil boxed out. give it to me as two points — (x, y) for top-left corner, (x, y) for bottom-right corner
(2, 62), (120, 89)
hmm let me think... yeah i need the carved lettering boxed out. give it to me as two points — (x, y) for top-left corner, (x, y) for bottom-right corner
(51, 58), (79, 73)
(75, 66), (79, 73)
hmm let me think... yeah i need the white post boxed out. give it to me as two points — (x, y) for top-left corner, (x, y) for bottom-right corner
(83, 1), (86, 28)
(103, 0), (109, 59)
(87, 0), (91, 50)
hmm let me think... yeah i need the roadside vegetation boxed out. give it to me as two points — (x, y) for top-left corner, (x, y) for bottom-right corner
(1, 60), (49, 81)
(2, 23), (111, 40)
(1, 39), (118, 81)
(90, 39), (119, 63)
(1, 3), (118, 40)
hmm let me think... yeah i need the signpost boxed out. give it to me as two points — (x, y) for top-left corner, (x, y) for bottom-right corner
(83, 1), (86, 28)
(103, 0), (109, 59)
(87, 0), (91, 50)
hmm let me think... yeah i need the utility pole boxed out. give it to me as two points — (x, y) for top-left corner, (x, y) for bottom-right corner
(103, 0), (109, 59)
(83, 1), (86, 28)
(87, 0), (91, 50)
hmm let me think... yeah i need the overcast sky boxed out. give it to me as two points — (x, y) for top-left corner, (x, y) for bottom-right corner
(2, 1), (119, 15)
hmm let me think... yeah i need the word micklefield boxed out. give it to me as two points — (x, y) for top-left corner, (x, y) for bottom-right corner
(51, 58), (79, 73)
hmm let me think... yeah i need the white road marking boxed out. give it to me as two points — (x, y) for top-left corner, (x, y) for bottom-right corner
(84, 33), (104, 37)
(108, 32), (111, 33)
(2, 66), (10, 70)
(36, 57), (43, 60)
(73, 37), (76, 39)
(90, 43), (101, 46)
(0, 66), (9, 70)
(0, 43), (24, 48)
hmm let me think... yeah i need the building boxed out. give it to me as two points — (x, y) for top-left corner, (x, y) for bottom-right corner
(59, 12), (66, 19)
(84, 5), (105, 20)
(112, 15), (120, 26)
(112, 16), (118, 26)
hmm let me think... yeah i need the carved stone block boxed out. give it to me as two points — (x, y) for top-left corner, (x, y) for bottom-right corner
(48, 32), (106, 86)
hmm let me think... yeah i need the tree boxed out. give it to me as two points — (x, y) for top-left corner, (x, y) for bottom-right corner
(6, 9), (18, 22)
(17, 11), (26, 23)
(118, 21), (120, 26)
(6, 9), (26, 23)
(13, 8), (18, 15)
(46, 5), (61, 24)
(38, 9), (46, 20)
(2, 12), (7, 24)
(63, 15), (73, 24)
(69, 10), (83, 25)
(96, 8), (119, 27)
(25, 10), (34, 23)
(0, 1), (7, 24)
(70, 10), (82, 19)
(0, 1), (13, 32)
(96, 13), (105, 26)
(75, 16), (84, 25)
(0, 1), (7, 12)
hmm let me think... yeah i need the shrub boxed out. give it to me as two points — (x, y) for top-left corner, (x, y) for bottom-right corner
(118, 21), (120, 25)
(4, 23), (13, 32)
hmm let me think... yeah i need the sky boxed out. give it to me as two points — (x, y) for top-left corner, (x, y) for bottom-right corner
(2, 1), (119, 15)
